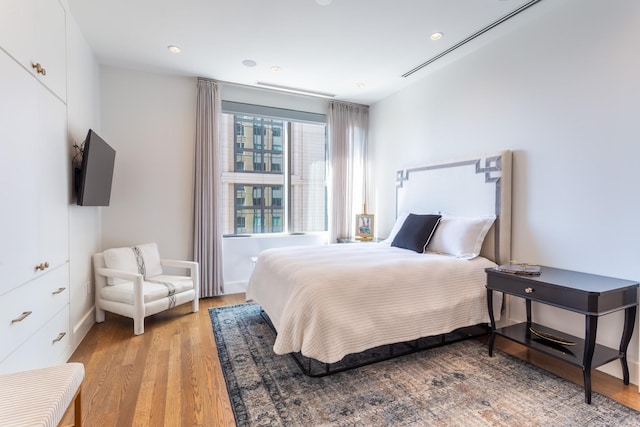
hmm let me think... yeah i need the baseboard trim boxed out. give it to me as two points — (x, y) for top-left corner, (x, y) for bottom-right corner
(69, 306), (95, 359)
(223, 281), (248, 295)
(73, 306), (95, 334)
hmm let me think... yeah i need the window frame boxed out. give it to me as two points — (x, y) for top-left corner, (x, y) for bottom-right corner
(221, 101), (327, 237)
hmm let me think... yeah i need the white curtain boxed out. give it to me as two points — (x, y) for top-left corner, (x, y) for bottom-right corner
(194, 78), (224, 297)
(327, 101), (369, 243)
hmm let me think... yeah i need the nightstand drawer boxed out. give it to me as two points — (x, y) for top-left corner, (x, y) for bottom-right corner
(486, 272), (590, 312)
(486, 267), (638, 315)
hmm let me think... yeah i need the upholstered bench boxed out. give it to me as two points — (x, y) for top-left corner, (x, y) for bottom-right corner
(0, 363), (84, 426)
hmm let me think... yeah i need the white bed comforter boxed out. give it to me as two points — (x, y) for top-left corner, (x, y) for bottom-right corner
(246, 243), (501, 364)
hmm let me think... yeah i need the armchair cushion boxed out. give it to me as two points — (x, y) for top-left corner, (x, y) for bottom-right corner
(100, 274), (194, 305)
(136, 243), (163, 278)
(103, 246), (138, 285)
(103, 242), (163, 285)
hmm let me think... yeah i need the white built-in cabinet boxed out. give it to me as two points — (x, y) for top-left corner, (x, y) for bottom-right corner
(0, 0), (70, 374)
(0, 0), (66, 101)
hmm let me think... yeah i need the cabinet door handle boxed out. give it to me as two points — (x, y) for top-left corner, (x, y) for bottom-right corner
(35, 261), (50, 271)
(11, 311), (32, 323)
(31, 62), (47, 76)
(52, 332), (66, 343)
(52, 287), (66, 295)
(525, 287), (534, 294)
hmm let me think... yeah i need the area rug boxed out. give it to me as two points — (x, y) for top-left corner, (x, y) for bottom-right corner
(210, 303), (639, 426)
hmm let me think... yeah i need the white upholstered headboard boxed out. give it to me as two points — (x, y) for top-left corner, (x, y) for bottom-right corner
(395, 150), (512, 265)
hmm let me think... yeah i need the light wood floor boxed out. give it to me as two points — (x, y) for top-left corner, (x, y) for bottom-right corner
(63, 294), (640, 426)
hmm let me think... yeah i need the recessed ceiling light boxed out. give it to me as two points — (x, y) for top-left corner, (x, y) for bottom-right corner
(430, 32), (443, 41)
(242, 59), (257, 67)
(356, 82), (365, 88)
(271, 66), (281, 72)
(168, 45), (181, 53)
(316, 0), (333, 5)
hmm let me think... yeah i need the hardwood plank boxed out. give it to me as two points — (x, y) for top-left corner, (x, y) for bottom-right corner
(62, 293), (639, 426)
(197, 306), (235, 426)
(148, 328), (171, 425)
(131, 335), (157, 425)
(490, 336), (640, 411)
(178, 316), (196, 426)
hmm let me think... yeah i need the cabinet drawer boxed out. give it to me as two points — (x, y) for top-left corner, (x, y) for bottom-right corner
(0, 264), (69, 362)
(486, 273), (591, 312)
(0, 304), (70, 374)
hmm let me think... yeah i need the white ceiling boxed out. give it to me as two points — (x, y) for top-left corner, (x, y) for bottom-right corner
(67, 0), (540, 105)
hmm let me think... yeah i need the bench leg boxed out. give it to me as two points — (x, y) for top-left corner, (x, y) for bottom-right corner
(74, 386), (82, 427)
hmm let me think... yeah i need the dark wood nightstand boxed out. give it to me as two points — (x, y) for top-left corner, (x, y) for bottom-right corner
(485, 266), (638, 404)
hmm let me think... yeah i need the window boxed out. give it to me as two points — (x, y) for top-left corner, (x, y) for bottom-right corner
(272, 186), (282, 206)
(221, 106), (327, 235)
(236, 216), (246, 230)
(235, 187), (245, 205)
(252, 186), (262, 206)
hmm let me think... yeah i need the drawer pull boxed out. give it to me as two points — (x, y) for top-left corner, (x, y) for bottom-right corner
(525, 287), (534, 294)
(31, 62), (47, 76)
(35, 261), (50, 271)
(11, 311), (32, 323)
(52, 332), (66, 343)
(52, 287), (66, 295)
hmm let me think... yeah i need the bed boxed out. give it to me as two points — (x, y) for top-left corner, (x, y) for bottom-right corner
(247, 150), (512, 371)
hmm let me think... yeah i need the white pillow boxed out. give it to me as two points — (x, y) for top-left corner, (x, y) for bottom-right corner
(379, 212), (410, 245)
(102, 243), (163, 285)
(103, 246), (139, 285)
(134, 242), (163, 278)
(427, 215), (496, 259)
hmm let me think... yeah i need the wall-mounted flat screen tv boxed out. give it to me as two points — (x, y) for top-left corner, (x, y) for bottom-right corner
(76, 129), (116, 206)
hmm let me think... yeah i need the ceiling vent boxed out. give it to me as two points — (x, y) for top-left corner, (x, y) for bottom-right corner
(256, 82), (336, 98)
(402, 0), (544, 78)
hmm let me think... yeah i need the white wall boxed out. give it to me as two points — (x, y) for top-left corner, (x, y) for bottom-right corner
(100, 67), (197, 261)
(64, 2), (103, 353)
(369, 0), (640, 382)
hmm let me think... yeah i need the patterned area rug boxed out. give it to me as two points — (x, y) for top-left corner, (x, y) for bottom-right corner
(210, 303), (639, 426)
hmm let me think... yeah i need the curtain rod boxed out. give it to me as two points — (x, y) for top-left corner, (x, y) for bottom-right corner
(329, 100), (369, 109)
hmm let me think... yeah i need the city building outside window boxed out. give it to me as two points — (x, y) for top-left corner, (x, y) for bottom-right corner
(220, 110), (327, 235)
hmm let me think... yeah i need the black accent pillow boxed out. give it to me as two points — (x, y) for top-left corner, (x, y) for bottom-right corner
(391, 214), (442, 253)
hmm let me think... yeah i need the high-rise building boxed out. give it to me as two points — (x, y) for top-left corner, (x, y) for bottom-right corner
(220, 113), (327, 235)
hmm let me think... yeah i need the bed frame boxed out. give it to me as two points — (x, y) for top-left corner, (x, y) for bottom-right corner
(269, 150), (513, 376)
(262, 311), (490, 377)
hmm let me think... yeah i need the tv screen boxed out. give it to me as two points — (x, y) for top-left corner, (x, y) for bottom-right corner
(76, 129), (116, 206)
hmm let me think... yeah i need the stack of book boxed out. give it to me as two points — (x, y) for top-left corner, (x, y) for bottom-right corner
(495, 262), (541, 276)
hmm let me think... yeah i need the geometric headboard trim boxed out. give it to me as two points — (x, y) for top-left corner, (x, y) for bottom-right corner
(396, 156), (503, 188)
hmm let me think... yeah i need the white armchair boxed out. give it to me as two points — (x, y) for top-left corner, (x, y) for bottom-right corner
(93, 243), (200, 335)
